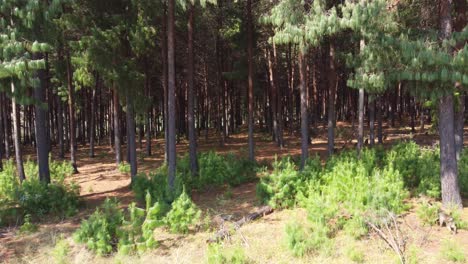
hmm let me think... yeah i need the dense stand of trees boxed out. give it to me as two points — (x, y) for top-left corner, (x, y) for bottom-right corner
(0, 0), (466, 207)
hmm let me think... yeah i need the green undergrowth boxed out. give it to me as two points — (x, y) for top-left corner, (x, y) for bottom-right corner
(0, 159), (79, 226)
(256, 141), (468, 257)
(74, 189), (201, 256)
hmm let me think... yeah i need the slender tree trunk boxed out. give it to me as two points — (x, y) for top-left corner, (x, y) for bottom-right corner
(11, 82), (25, 182)
(162, 3), (169, 162)
(145, 72), (152, 156)
(377, 97), (383, 144)
(327, 42), (336, 156)
(126, 93), (137, 180)
(113, 89), (122, 166)
(89, 82), (97, 158)
(299, 50), (309, 169)
(357, 88), (364, 157)
(56, 94), (65, 159)
(167, 0), (177, 189)
(247, 0), (255, 162)
(438, 0), (462, 208)
(369, 99), (375, 147)
(187, 3), (198, 176)
(2, 95), (10, 159)
(0, 94), (3, 171)
(420, 105), (425, 133)
(66, 51), (78, 173)
(34, 53), (51, 183)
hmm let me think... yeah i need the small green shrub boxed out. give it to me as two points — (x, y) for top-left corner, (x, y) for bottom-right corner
(74, 198), (124, 256)
(416, 201), (440, 226)
(257, 156), (321, 209)
(385, 141), (421, 189)
(19, 214), (38, 234)
(164, 191), (201, 234)
(0, 160), (19, 202)
(440, 239), (465, 262)
(346, 245), (365, 263)
(285, 221), (332, 257)
(52, 237), (70, 264)
(118, 162), (131, 174)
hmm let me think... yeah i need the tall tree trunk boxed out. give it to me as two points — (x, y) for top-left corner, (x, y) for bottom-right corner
(126, 93), (137, 180)
(299, 50), (309, 169)
(267, 46), (279, 145)
(2, 95), (10, 159)
(162, 3), (169, 162)
(0, 94), (3, 171)
(187, 3), (198, 176)
(66, 51), (78, 173)
(89, 81), (97, 158)
(327, 42), (336, 156)
(167, 0), (177, 189)
(438, 0), (462, 208)
(357, 88), (364, 157)
(56, 94), (65, 159)
(11, 82), (25, 182)
(34, 53), (51, 183)
(145, 71), (152, 156)
(377, 97), (383, 144)
(113, 89), (122, 166)
(247, 0), (255, 162)
(369, 99), (375, 147)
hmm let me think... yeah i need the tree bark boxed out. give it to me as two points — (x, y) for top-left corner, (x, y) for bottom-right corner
(299, 50), (309, 169)
(357, 88), (364, 157)
(34, 53), (51, 183)
(377, 97), (383, 144)
(438, 0), (462, 208)
(113, 89), (122, 166)
(89, 81), (97, 158)
(327, 42), (336, 156)
(0, 94), (4, 171)
(66, 51), (78, 173)
(187, 3), (198, 177)
(247, 0), (255, 162)
(167, 0), (177, 189)
(56, 94), (65, 159)
(126, 93), (137, 180)
(11, 82), (25, 182)
(369, 99), (375, 147)
(455, 92), (465, 160)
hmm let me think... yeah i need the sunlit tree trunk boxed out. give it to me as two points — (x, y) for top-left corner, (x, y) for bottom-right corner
(11, 82), (25, 182)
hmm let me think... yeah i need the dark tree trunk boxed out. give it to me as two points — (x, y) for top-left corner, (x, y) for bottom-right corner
(438, 0), (462, 208)
(56, 94), (65, 159)
(247, 0), (255, 162)
(89, 80), (97, 158)
(66, 51), (78, 173)
(187, 3), (198, 177)
(126, 93), (137, 180)
(327, 42), (336, 156)
(0, 94), (3, 171)
(2, 95), (10, 159)
(11, 82), (25, 182)
(167, 0), (177, 189)
(357, 88), (364, 157)
(113, 89), (122, 166)
(369, 99), (375, 147)
(34, 53), (51, 183)
(299, 50), (309, 169)
(145, 72), (152, 156)
(377, 97), (383, 144)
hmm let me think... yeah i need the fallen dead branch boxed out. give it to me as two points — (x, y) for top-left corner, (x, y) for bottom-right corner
(207, 206), (273, 243)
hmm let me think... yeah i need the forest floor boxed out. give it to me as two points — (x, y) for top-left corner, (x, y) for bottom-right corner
(1, 121), (467, 264)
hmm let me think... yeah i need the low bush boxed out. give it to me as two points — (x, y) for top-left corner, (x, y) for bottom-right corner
(164, 190), (201, 234)
(440, 239), (465, 262)
(256, 156), (321, 209)
(51, 236), (70, 264)
(416, 201), (440, 226)
(74, 198), (124, 256)
(207, 244), (248, 264)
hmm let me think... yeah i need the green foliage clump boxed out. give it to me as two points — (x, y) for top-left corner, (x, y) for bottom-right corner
(346, 245), (365, 263)
(458, 149), (468, 196)
(118, 162), (131, 174)
(256, 156), (321, 209)
(285, 221), (333, 257)
(18, 179), (80, 218)
(385, 141), (421, 189)
(51, 237), (70, 264)
(74, 198), (124, 256)
(179, 152), (256, 190)
(440, 239), (465, 262)
(416, 201), (440, 226)
(19, 214), (38, 234)
(164, 191), (201, 234)
(207, 244), (248, 264)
